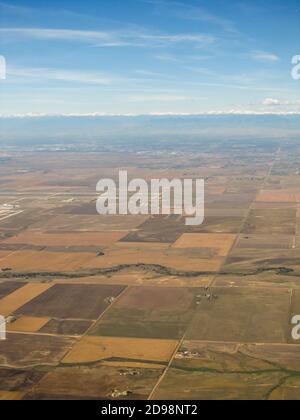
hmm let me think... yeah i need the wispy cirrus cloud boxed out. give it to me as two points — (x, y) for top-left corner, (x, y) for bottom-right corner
(0, 28), (117, 44)
(154, 53), (184, 63)
(8, 66), (112, 85)
(154, 52), (213, 65)
(0, 27), (216, 48)
(251, 50), (280, 63)
(0, 1), (31, 14)
(140, 0), (237, 33)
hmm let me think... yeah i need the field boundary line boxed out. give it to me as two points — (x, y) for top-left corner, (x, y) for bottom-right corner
(148, 336), (184, 400)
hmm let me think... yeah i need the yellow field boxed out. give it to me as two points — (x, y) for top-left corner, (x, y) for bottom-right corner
(0, 250), (95, 272)
(0, 283), (53, 316)
(0, 391), (25, 400)
(63, 336), (178, 365)
(7, 316), (50, 333)
(173, 233), (237, 257)
(256, 190), (300, 203)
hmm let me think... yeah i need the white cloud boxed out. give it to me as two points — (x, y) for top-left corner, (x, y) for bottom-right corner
(0, 27), (215, 48)
(8, 67), (112, 85)
(262, 98), (300, 107)
(251, 50), (280, 63)
(0, 28), (115, 43)
(262, 98), (281, 106)
(141, 33), (215, 45)
(2, 110), (300, 118)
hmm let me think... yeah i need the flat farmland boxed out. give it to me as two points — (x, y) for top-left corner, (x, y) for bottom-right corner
(1, 146), (300, 400)
(185, 287), (291, 343)
(39, 319), (93, 336)
(25, 366), (163, 400)
(0, 283), (53, 316)
(152, 341), (300, 400)
(0, 391), (25, 400)
(84, 242), (224, 272)
(121, 215), (186, 243)
(256, 190), (300, 203)
(3, 231), (129, 247)
(0, 250), (16, 260)
(294, 236), (300, 248)
(173, 233), (236, 257)
(7, 316), (50, 333)
(0, 250), (96, 272)
(204, 209), (248, 217)
(0, 333), (77, 368)
(243, 209), (296, 234)
(223, 248), (300, 272)
(0, 209), (51, 232)
(29, 214), (148, 232)
(0, 367), (46, 395)
(253, 202), (298, 210)
(236, 234), (293, 249)
(0, 281), (24, 299)
(206, 193), (255, 209)
(269, 377), (300, 400)
(190, 216), (244, 233)
(15, 284), (126, 320)
(215, 271), (300, 289)
(89, 286), (203, 339)
(57, 272), (214, 288)
(63, 336), (178, 365)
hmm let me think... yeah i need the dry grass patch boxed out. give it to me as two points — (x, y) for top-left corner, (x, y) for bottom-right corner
(256, 191), (300, 203)
(173, 233), (236, 257)
(0, 250), (95, 272)
(0, 391), (25, 400)
(7, 316), (50, 333)
(63, 336), (178, 365)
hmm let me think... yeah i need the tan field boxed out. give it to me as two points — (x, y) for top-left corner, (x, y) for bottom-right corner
(26, 365), (163, 400)
(256, 190), (300, 203)
(0, 391), (25, 401)
(7, 316), (50, 333)
(29, 214), (149, 232)
(0, 250), (96, 272)
(3, 230), (128, 247)
(63, 336), (179, 365)
(173, 233), (237, 257)
(0, 251), (16, 261)
(0, 283), (53, 316)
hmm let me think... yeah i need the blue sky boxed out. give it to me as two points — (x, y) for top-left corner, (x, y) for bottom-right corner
(0, 0), (299, 115)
